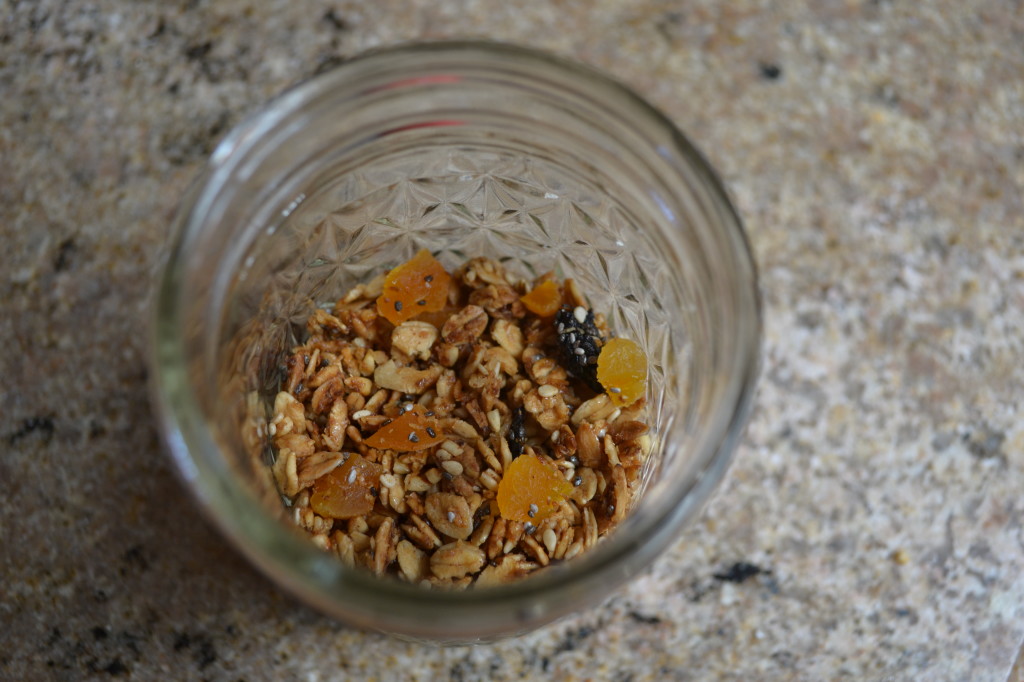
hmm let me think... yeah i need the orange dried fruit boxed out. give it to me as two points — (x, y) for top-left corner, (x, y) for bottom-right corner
(596, 337), (647, 407)
(363, 405), (444, 452)
(496, 453), (573, 523)
(520, 280), (562, 318)
(376, 249), (452, 325)
(310, 453), (383, 519)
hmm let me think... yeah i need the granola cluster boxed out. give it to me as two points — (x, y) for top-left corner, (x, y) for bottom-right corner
(268, 256), (651, 588)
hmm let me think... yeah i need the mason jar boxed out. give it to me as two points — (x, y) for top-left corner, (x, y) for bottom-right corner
(149, 41), (761, 642)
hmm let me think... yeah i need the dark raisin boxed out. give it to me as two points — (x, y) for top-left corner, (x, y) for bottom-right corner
(507, 406), (526, 459)
(554, 306), (604, 392)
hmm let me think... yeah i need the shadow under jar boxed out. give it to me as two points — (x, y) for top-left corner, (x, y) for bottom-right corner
(150, 41), (761, 642)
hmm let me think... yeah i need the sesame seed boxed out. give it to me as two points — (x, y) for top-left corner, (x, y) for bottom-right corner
(573, 306), (587, 323)
(524, 522), (536, 535)
(568, 333), (576, 344)
(538, 384), (558, 398)
(348, 468), (358, 484)
(394, 300), (403, 311)
(557, 323), (565, 334)
(408, 432), (419, 443)
(573, 476), (582, 486)
(528, 503), (538, 517)
(425, 410), (435, 417)
(425, 274), (434, 282)
(609, 387), (621, 393)
(550, 430), (560, 443)
(447, 511), (456, 522)
(574, 347), (586, 355)
(403, 403), (414, 412)
(426, 426), (436, 438)
(417, 299), (426, 305)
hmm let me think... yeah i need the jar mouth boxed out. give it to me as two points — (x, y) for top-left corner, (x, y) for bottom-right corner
(150, 40), (761, 641)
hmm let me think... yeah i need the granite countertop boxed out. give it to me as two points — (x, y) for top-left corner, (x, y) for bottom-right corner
(3, 1), (1023, 680)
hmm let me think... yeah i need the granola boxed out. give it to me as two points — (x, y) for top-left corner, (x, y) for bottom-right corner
(268, 252), (652, 587)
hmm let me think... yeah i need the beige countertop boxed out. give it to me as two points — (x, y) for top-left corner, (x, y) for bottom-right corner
(3, 1), (1023, 680)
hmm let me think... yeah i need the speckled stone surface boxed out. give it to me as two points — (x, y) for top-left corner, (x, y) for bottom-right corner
(3, 1), (1023, 680)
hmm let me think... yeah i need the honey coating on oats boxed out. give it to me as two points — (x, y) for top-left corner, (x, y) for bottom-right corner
(268, 253), (651, 588)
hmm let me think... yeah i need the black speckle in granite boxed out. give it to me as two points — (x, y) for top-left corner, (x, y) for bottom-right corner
(185, 41), (213, 61)
(96, 658), (128, 676)
(874, 83), (901, 108)
(627, 611), (662, 625)
(771, 651), (797, 668)
(120, 545), (150, 575)
(173, 632), (192, 651)
(92, 627), (108, 641)
(28, 9), (51, 33)
(322, 10), (348, 31)
(7, 416), (55, 445)
(759, 62), (782, 80)
(795, 310), (823, 329)
(46, 627), (63, 647)
(551, 624), (595, 655)
(54, 237), (76, 272)
(713, 561), (770, 583)
(964, 424), (1005, 459)
(174, 631), (218, 670)
(149, 17), (167, 39)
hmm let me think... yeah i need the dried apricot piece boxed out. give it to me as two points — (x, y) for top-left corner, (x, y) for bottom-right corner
(596, 337), (647, 407)
(310, 453), (383, 519)
(363, 405), (445, 451)
(376, 249), (451, 325)
(520, 280), (562, 318)
(496, 453), (573, 523)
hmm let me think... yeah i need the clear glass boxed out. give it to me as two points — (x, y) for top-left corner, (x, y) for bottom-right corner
(150, 41), (761, 642)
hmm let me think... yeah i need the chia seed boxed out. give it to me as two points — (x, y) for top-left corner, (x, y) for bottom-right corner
(554, 306), (604, 392)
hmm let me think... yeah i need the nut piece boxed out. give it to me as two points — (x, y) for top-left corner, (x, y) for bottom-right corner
(430, 540), (486, 579)
(272, 391), (306, 437)
(322, 399), (348, 451)
(391, 321), (439, 360)
(374, 359), (442, 394)
(424, 492), (473, 540)
(491, 319), (525, 357)
(576, 422), (603, 468)
(476, 554), (540, 586)
(441, 305), (488, 345)
(296, 451), (344, 489)
(396, 539), (429, 582)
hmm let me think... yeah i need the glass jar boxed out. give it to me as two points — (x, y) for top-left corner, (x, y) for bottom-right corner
(149, 41), (761, 642)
